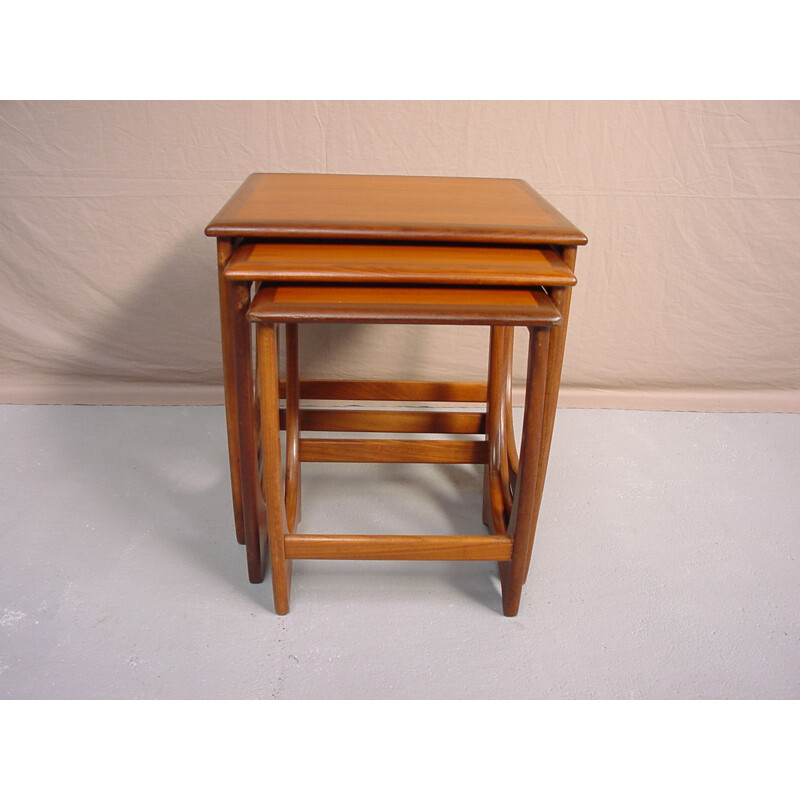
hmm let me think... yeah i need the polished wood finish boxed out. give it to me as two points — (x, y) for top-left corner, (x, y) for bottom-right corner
(279, 408), (485, 434)
(484, 326), (511, 536)
(284, 323), (301, 533)
(279, 379), (487, 403)
(250, 283), (558, 613)
(208, 173), (585, 616)
(524, 249), (577, 583)
(216, 238), (246, 545)
(497, 329), (515, 517)
(503, 327), (520, 485)
(299, 438), (487, 464)
(284, 534), (513, 561)
(206, 173), (587, 245)
(225, 241), (577, 286)
(257, 323), (292, 614)
(248, 284), (562, 327)
(231, 281), (267, 582)
(498, 326), (550, 616)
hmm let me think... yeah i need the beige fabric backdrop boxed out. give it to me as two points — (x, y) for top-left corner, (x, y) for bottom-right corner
(1, 100), (798, 410)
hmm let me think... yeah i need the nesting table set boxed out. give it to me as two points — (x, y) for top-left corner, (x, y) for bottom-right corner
(206, 174), (586, 615)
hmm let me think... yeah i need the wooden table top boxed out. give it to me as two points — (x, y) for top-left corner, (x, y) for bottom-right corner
(224, 241), (578, 286)
(206, 173), (587, 246)
(247, 283), (563, 327)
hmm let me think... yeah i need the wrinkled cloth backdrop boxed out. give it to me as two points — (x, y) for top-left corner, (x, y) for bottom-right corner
(1, 100), (798, 410)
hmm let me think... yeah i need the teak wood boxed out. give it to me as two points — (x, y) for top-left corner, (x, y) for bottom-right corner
(206, 173), (587, 245)
(298, 438), (489, 464)
(247, 284), (562, 327)
(284, 535), (513, 561)
(253, 293), (555, 615)
(278, 408), (486, 434)
(225, 241), (577, 286)
(206, 173), (586, 616)
(278, 380), (488, 403)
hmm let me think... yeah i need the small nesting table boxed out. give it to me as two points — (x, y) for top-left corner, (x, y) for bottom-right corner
(206, 174), (587, 615)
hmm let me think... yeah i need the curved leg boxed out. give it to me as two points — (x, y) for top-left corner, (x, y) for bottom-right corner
(522, 269), (575, 584)
(499, 325), (550, 617)
(253, 319), (261, 460)
(257, 323), (292, 614)
(217, 238), (247, 546)
(228, 280), (267, 582)
(503, 327), (519, 490)
(284, 323), (301, 533)
(498, 327), (514, 516)
(483, 327), (510, 536)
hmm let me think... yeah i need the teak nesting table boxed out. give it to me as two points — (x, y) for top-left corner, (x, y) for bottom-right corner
(206, 173), (587, 615)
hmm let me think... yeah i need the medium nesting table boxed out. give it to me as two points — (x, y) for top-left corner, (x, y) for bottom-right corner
(205, 173), (587, 615)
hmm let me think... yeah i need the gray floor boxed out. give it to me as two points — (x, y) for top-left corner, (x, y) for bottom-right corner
(1, 404), (798, 699)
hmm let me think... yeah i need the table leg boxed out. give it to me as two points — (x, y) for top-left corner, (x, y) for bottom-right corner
(498, 327), (515, 517)
(523, 245), (577, 583)
(499, 325), (550, 616)
(483, 326), (510, 534)
(503, 327), (519, 489)
(257, 323), (292, 614)
(227, 278), (267, 583)
(217, 239), (246, 544)
(484, 326), (518, 525)
(284, 323), (301, 533)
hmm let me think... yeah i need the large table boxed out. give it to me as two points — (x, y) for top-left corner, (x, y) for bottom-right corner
(206, 173), (586, 614)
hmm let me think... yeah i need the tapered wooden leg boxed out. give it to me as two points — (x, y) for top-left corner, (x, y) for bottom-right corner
(257, 323), (292, 615)
(499, 325), (550, 616)
(484, 326), (516, 529)
(533, 284), (571, 512)
(228, 280), (268, 582)
(503, 327), (519, 488)
(284, 323), (301, 533)
(483, 327), (509, 534)
(498, 327), (514, 516)
(521, 245), (577, 582)
(217, 239), (246, 545)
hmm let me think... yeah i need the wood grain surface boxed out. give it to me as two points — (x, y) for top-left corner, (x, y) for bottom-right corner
(247, 284), (562, 326)
(284, 534), (513, 561)
(206, 173), (587, 245)
(278, 380), (488, 403)
(224, 241), (577, 286)
(278, 408), (486, 434)
(299, 438), (487, 464)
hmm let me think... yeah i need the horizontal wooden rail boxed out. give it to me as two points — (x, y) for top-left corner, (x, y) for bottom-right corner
(279, 380), (487, 403)
(284, 534), (513, 561)
(278, 408), (486, 434)
(299, 438), (487, 464)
